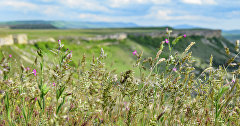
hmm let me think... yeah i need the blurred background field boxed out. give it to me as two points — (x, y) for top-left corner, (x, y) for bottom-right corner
(0, 0), (239, 125)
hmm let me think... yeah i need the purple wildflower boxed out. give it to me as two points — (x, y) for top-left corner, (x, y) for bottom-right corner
(132, 50), (137, 55)
(232, 79), (235, 83)
(67, 51), (72, 59)
(9, 54), (12, 58)
(32, 69), (36, 76)
(26, 67), (30, 71)
(53, 83), (55, 86)
(165, 39), (169, 44)
(184, 34), (187, 38)
(173, 68), (177, 72)
(35, 97), (37, 101)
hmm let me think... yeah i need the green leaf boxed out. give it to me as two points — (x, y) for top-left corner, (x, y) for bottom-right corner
(138, 83), (144, 90)
(4, 92), (12, 125)
(22, 106), (27, 124)
(37, 99), (42, 109)
(4, 92), (9, 110)
(42, 84), (49, 96)
(40, 62), (43, 71)
(56, 86), (66, 100)
(217, 86), (230, 100)
(28, 100), (36, 121)
(56, 96), (66, 114)
(37, 49), (43, 57)
(159, 44), (164, 51)
(172, 36), (183, 45)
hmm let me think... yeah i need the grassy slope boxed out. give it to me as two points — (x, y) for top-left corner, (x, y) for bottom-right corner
(0, 28), (171, 39)
(128, 34), (236, 67)
(0, 28), (237, 75)
(0, 20), (139, 29)
(0, 38), (155, 77)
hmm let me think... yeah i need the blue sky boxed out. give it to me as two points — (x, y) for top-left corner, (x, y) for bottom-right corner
(0, 0), (239, 30)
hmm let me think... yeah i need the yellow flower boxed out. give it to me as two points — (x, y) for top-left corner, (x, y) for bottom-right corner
(47, 97), (52, 101)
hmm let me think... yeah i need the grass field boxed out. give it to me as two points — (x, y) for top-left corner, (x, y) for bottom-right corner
(0, 28), (239, 125)
(0, 28), (168, 39)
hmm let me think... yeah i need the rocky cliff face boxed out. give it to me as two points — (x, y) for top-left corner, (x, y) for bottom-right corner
(79, 30), (222, 41)
(129, 29), (222, 38)
(13, 34), (28, 44)
(0, 34), (28, 46)
(0, 35), (14, 46)
(81, 33), (127, 41)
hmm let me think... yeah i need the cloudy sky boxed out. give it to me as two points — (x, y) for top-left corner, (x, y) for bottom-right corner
(0, 0), (239, 30)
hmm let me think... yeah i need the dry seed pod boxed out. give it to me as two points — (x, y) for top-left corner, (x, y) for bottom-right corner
(235, 40), (239, 52)
(184, 42), (195, 55)
(225, 47), (230, 55)
(209, 55), (213, 67)
(157, 58), (166, 64)
(226, 57), (235, 66)
(229, 63), (237, 67)
(143, 58), (148, 63)
(156, 50), (162, 59)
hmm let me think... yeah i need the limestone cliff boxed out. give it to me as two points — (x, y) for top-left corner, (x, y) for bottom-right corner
(80, 29), (222, 41)
(129, 29), (222, 38)
(0, 34), (28, 46)
(81, 33), (127, 41)
(0, 35), (14, 46)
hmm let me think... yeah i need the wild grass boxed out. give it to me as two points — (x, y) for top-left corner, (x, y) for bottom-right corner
(0, 30), (239, 126)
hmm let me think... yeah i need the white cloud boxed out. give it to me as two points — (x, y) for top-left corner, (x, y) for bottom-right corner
(204, 0), (217, 5)
(230, 11), (240, 15)
(78, 13), (113, 22)
(145, 8), (216, 21)
(181, 0), (202, 4)
(149, 10), (172, 20)
(0, 1), (37, 10)
(109, 0), (171, 8)
(59, 0), (110, 12)
(40, 0), (54, 2)
(181, 0), (216, 5)
(77, 13), (145, 23)
(151, 0), (171, 4)
(41, 6), (65, 17)
(78, 13), (135, 22)
(0, 0), (68, 18)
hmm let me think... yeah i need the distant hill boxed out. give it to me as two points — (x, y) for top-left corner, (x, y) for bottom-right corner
(51, 21), (138, 29)
(174, 24), (201, 29)
(0, 20), (139, 29)
(223, 30), (240, 34)
(222, 30), (240, 42)
(0, 20), (56, 29)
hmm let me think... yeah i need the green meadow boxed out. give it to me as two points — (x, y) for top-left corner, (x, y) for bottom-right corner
(0, 28), (239, 125)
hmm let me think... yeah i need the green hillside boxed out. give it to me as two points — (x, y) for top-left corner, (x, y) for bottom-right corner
(0, 28), (238, 76)
(0, 20), (139, 29)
